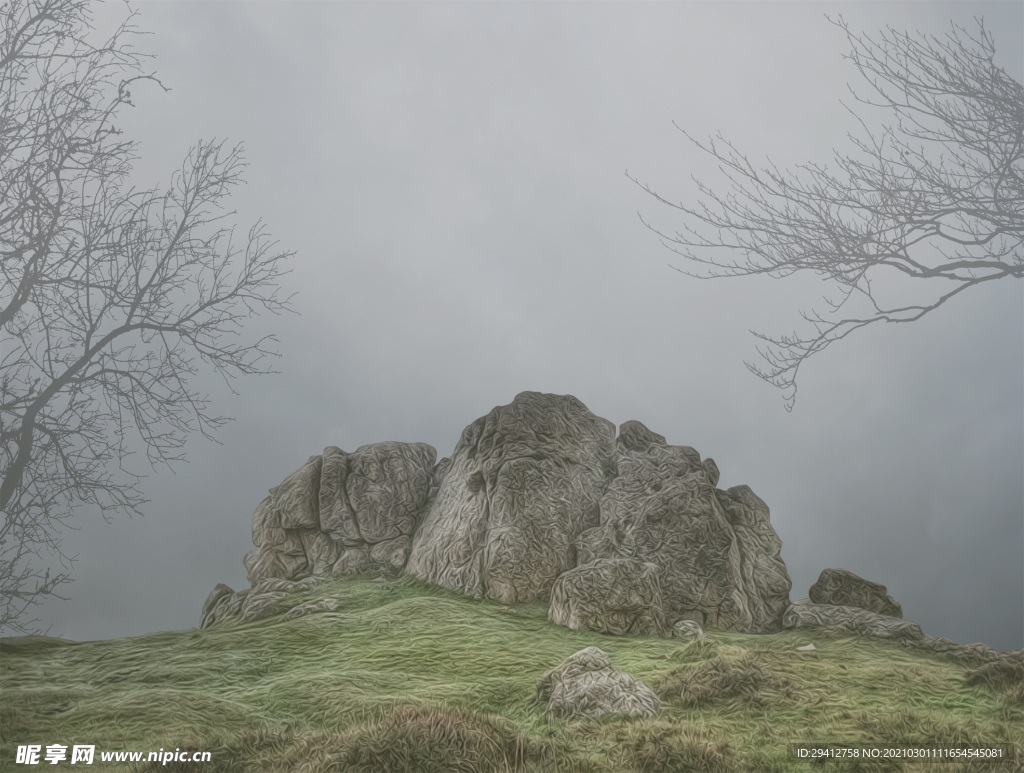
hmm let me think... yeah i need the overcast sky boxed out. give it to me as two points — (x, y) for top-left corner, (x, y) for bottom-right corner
(26, 0), (1023, 652)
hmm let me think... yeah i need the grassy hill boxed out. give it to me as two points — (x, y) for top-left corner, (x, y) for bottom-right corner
(2, 575), (1021, 772)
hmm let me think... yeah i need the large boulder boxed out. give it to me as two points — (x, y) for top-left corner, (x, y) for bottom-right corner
(572, 422), (792, 633)
(809, 568), (903, 618)
(549, 558), (668, 636)
(406, 392), (617, 604)
(243, 442), (437, 585)
(537, 647), (661, 720)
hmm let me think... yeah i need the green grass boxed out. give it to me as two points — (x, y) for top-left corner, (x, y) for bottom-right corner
(1, 575), (1021, 772)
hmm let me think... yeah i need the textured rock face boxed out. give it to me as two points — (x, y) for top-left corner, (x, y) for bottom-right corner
(200, 583), (237, 629)
(574, 423), (791, 633)
(783, 601), (1016, 663)
(782, 602), (923, 640)
(809, 568), (903, 618)
(243, 442), (437, 585)
(671, 619), (708, 643)
(910, 636), (1009, 664)
(537, 647), (661, 720)
(406, 392), (616, 604)
(200, 577), (336, 628)
(549, 558), (668, 636)
(210, 391), (793, 637)
(406, 394), (790, 632)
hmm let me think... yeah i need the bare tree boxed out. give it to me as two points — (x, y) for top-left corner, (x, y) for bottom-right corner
(628, 15), (1023, 410)
(1, 0), (295, 634)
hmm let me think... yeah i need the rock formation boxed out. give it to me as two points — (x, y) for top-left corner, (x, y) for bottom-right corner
(196, 393), (1022, 667)
(782, 601), (923, 641)
(208, 391), (794, 635)
(572, 421), (792, 633)
(536, 647), (661, 720)
(809, 568), (903, 618)
(243, 442), (437, 585)
(200, 577), (335, 629)
(406, 392), (791, 633)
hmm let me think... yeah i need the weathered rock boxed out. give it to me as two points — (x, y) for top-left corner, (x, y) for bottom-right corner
(549, 558), (668, 636)
(272, 455), (322, 530)
(246, 492), (311, 582)
(406, 392), (617, 604)
(783, 602), (1011, 663)
(200, 583), (237, 629)
(199, 577), (333, 628)
(715, 486), (793, 630)
(616, 419), (666, 451)
(250, 496), (292, 553)
(902, 635), (1006, 664)
(243, 545), (309, 585)
(405, 397), (790, 633)
(332, 546), (374, 577)
(300, 528), (344, 577)
(703, 457), (721, 487)
(318, 446), (359, 545)
(537, 647), (661, 720)
(671, 619), (708, 643)
(216, 391), (794, 637)
(782, 602), (923, 640)
(368, 535), (413, 575)
(572, 427), (791, 634)
(809, 568), (903, 618)
(200, 588), (249, 629)
(326, 442), (436, 544)
(243, 441), (436, 586)
(327, 441), (435, 578)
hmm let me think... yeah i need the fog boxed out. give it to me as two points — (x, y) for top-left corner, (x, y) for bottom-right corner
(23, 1), (1023, 651)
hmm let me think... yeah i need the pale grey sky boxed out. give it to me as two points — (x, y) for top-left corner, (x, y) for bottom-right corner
(27, 0), (1024, 651)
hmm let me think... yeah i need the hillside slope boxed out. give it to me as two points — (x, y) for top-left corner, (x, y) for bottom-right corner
(2, 575), (1021, 772)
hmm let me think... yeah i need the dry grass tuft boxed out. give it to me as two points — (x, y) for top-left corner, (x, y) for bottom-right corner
(132, 704), (559, 773)
(292, 703), (553, 773)
(653, 650), (798, 710)
(614, 719), (734, 772)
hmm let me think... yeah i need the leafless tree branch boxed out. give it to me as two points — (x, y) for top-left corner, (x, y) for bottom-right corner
(0, 0), (297, 634)
(627, 14), (1023, 410)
